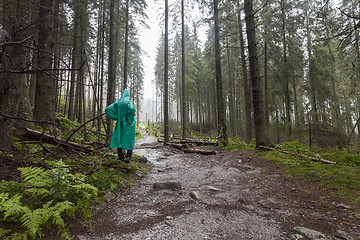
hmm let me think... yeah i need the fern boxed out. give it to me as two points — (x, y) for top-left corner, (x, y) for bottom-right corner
(1, 162), (98, 239)
(20, 208), (44, 238)
(20, 200), (73, 240)
(19, 167), (50, 184)
(0, 228), (12, 238)
(0, 193), (29, 219)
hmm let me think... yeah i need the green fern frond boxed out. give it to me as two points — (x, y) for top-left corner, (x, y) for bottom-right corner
(72, 183), (98, 196)
(0, 192), (9, 204)
(52, 200), (74, 214)
(20, 208), (44, 238)
(19, 167), (46, 182)
(5, 231), (29, 240)
(1, 194), (30, 219)
(0, 228), (12, 238)
(25, 188), (49, 197)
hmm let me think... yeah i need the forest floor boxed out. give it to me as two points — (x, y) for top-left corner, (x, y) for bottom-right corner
(67, 130), (360, 240)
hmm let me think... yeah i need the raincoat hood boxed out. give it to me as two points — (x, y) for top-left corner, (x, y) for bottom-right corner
(105, 88), (136, 149)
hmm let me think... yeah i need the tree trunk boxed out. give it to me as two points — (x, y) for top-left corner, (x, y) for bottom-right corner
(33, 0), (55, 132)
(106, 0), (116, 143)
(281, 0), (291, 137)
(237, 4), (252, 143)
(214, 0), (228, 146)
(263, 21), (269, 130)
(68, 4), (80, 121)
(181, 0), (187, 139)
(163, 0), (169, 143)
(244, 0), (269, 148)
(0, 0), (33, 150)
(123, 0), (129, 90)
(225, 34), (235, 137)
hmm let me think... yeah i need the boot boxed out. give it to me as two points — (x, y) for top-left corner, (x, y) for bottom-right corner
(125, 150), (133, 163)
(117, 148), (125, 162)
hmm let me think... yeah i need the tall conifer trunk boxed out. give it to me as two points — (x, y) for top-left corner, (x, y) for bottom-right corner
(214, 0), (228, 146)
(163, 0), (169, 143)
(181, 0), (187, 139)
(106, 0), (116, 143)
(34, 0), (55, 131)
(123, 0), (129, 90)
(237, 2), (252, 143)
(244, 0), (269, 148)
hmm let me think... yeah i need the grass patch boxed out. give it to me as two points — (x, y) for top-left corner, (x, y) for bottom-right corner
(263, 142), (360, 206)
(222, 138), (255, 151)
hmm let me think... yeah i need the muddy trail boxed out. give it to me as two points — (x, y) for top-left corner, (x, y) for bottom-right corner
(75, 130), (360, 240)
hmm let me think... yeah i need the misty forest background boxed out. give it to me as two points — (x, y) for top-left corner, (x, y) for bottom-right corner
(1, 0), (360, 149)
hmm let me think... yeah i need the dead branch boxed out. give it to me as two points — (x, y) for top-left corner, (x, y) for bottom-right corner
(259, 145), (337, 165)
(0, 35), (34, 47)
(0, 61), (86, 74)
(164, 141), (216, 155)
(66, 112), (105, 142)
(15, 127), (92, 153)
(0, 113), (56, 125)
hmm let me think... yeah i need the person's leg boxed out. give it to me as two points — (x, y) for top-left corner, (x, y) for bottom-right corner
(117, 148), (124, 161)
(126, 150), (133, 162)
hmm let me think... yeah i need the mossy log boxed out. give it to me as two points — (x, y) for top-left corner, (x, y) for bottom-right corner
(15, 127), (92, 153)
(184, 148), (216, 155)
(259, 145), (337, 165)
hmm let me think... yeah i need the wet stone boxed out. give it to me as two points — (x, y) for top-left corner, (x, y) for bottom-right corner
(205, 185), (222, 192)
(153, 181), (182, 191)
(189, 191), (205, 201)
(335, 229), (354, 240)
(292, 226), (329, 240)
(336, 203), (352, 210)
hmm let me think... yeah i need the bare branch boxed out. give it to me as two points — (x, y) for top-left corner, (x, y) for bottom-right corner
(0, 35), (34, 47)
(0, 61), (86, 74)
(0, 113), (56, 125)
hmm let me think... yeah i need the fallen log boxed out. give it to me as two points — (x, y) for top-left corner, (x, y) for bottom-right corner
(15, 127), (92, 153)
(165, 142), (184, 150)
(179, 139), (217, 146)
(259, 145), (337, 165)
(184, 148), (216, 155)
(158, 138), (217, 146)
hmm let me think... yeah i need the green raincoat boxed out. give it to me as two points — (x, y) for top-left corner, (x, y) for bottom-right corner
(105, 89), (136, 150)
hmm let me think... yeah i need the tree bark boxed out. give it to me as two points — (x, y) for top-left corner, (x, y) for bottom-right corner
(214, 0), (228, 146)
(280, 0), (291, 137)
(164, 0), (170, 143)
(123, 0), (129, 90)
(106, 0), (116, 143)
(34, 0), (55, 132)
(181, 0), (187, 140)
(0, 0), (33, 150)
(15, 127), (92, 153)
(237, 4), (252, 143)
(244, 0), (269, 148)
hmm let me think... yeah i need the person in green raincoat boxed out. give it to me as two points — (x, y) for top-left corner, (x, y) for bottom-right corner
(105, 88), (136, 163)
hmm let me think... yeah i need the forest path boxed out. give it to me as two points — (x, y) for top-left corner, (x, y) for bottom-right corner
(76, 129), (360, 240)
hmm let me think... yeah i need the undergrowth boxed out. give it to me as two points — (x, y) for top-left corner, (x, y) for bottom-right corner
(223, 139), (360, 207)
(0, 114), (148, 239)
(264, 141), (360, 206)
